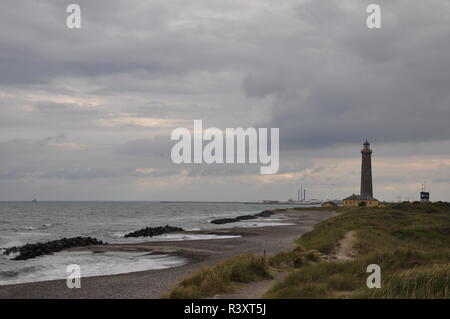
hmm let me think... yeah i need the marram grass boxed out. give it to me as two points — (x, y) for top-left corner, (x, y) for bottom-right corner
(167, 203), (450, 299)
(266, 203), (450, 299)
(165, 254), (272, 299)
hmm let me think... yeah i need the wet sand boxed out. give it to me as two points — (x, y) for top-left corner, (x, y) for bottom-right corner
(0, 210), (336, 299)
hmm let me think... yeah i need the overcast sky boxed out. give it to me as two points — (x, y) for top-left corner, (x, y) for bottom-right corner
(1, 0), (450, 201)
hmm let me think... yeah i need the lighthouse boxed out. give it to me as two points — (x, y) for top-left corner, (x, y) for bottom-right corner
(360, 140), (373, 199)
(343, 141), (380, 207)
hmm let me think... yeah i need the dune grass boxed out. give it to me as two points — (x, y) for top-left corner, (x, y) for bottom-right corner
(165, 254), (272, 299)
(264, 202), (450, 299)
(269, 246), (321, 269)
(166, 202), (450, 299)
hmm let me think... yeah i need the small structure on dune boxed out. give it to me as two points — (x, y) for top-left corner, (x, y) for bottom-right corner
(322, 201), (338, 208)
(376, 202), (389, 208)
(420, 184), (430, 203)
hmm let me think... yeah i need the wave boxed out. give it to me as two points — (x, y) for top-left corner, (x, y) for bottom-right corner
(21, 223), (53, 231)
(0, 251), (186, 286)
(111, 232), (127, 238)
(141, 233), (241, 242)
(0, 239), (24, 250)
(0, 266), (38, 278)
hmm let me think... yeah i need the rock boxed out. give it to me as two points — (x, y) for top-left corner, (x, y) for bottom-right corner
(211, 218), (238, 225)
(218, 218), (235, 224)
(3, 237), (106, 261)
(254, 210), (274, 217)
(124, 225), (184, 238)
(211, 210), (274, 224)
(236, 215), (257, 221)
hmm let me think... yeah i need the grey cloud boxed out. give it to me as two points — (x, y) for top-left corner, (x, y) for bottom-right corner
(0, 0), (254, 86)
(117, 137), (171, 157)
(244, 0), (450, 150)
(0, 170), (29, 180)
(1, 0), (450, 200)
(39, 168), (121, 180)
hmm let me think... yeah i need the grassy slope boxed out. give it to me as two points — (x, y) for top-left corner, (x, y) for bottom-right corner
(264, 202), (450, 299)
(166, 202), (449, 299)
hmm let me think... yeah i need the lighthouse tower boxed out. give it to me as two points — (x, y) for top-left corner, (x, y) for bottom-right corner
(343, 140), (380, 207)
(360, 140), (373, 199)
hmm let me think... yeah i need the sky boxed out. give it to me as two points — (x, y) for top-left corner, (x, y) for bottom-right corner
(1, 0), (450, 202)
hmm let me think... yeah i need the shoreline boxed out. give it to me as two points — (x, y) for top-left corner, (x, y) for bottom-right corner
(0, 209), (337, 299)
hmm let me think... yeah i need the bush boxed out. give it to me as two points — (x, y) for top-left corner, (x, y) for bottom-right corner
(360, 263), (450, 299)
(166, 254), (272, 299)
(269, 246), (306, 268)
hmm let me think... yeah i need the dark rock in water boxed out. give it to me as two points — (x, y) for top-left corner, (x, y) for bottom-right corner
(254, 210), (274, 217)
(3, 237), (106, 261)
(211, 210), (274, 224)
(124, 225), (184, 238)
(211, 215), (256, 224)
(236, 215), (257, 221)
(211, 218), (239, 225)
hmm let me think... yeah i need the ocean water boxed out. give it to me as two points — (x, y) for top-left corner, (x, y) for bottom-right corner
(0, 201), (302, 285)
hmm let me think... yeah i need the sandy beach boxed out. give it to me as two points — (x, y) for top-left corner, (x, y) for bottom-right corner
(0, 210), (336, 299)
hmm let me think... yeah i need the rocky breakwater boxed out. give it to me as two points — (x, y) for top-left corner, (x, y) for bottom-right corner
(3, 237), (106, 260)
(124, 225), (184, 238)
(211, 210), (274, 225)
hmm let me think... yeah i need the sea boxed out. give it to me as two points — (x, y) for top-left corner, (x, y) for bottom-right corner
(0, 201), (306, 285)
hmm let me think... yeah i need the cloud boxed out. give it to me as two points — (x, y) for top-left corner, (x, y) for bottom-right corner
(47, 142), (88, 150)
(1, 0), (450, 200)
(39, 168), (120, 180)
(96, 116), (188, 129)
(243, 0), (450, 150)
(117, 137), (171, 157)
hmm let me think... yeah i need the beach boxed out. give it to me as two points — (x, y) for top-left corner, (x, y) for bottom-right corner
(0, 209), (336, 299)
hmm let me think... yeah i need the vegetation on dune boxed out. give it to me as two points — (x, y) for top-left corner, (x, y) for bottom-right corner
(269, 246), (321, 269)
(166, 202), (450, 299)
(165, 254), (272, 299)
(265, 202), (450, 299)
(264, 249), (449, 298)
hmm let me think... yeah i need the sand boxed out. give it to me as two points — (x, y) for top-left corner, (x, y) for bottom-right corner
(332, 231), (357, 262)
(0, 210), (336, 299)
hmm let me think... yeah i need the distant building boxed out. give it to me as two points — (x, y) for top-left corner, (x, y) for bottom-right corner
(343, 141), (380, 207)
(343, 194), (379, 207)
(420, 184), (430, 203)
(322, 201), (338, 208)
(420, 192), (430, 202)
